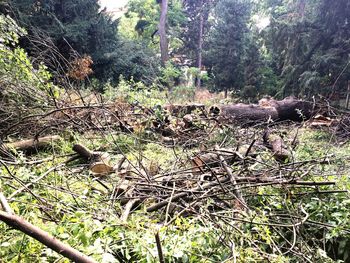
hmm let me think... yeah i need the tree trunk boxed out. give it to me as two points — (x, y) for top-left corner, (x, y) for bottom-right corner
(210, 97), (313, 124)
(159, 0), (169, 65)
(196, 0), (204, 89)
(0, 211), (96, 263)
(2, 135), (61, 153)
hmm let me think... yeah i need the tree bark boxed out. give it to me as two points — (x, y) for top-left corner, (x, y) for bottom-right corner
(3, 135), (61, 152)
(0, 211), (96, 263)
(210, 97), (313, 124)
(159, 0), (169, 65)
(196, 0), (204, 89)
(264, 131), (290, 162)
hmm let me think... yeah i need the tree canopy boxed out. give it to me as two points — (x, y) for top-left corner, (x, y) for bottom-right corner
(1, 0), (349, 98)
(5, 0), (159, 86)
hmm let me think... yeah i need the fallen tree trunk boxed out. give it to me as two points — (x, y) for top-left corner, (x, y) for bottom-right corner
(210, 97), (313, 124)
(0, 192), (96, 263)
(0, 211), (97, 263)
(4, 135), (61, 152)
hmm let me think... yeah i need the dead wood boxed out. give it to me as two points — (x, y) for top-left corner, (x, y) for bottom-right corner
(0, 192), (13, 214)
(276, 97), (313, 121)
(191, 146), (256, 175)
(120, 188), (142, 222)
(4, 135), (61, 152)
(0, 191), (95, 263)
(214, 145), (248, 211)
(210, 97), (314, 124)
(264, 131), (290, 162)
(155, 231), (165, 263)
(72, 144), (95, 160)
(0, 210), (97, 263)
(147, 175), (231, 213)
(72, 144), (113, 175)
(212, 104), (279, 123)
(191, 148), (237, 175)
(120, 198), (141, 222)
(164, 103), (205, 116)
(235, 177), (336, 186)
(306, 115), (338, 127)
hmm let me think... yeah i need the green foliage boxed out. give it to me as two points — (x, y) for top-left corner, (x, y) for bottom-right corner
(2, 123), (350, 262)
(3, 0), (350, 262)
(181, 0), (216, 64)
(96, 38), (160, 87)
(123, 0), (186, 53)
(8, 0), (159, 86)
(168, 85), (195, 102)
(112, 77), (167, 107)
(159, 61), (182, 88)
(0, 15), (58, 108)
(262, 0), (350, 97)
(205, 0), (252, 93)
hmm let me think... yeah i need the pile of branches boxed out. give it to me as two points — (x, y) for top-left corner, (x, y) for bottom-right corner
(1, 97), (350, 262)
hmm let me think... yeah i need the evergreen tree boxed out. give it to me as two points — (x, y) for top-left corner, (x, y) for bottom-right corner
(205, 0), (252, 96)
(182, 0), (217, 88)
(263, 0), (350, 97)
(6, 0), (159, 85)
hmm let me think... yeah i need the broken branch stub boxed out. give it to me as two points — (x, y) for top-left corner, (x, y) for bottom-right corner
(72, 144), (113, 175)
(264, 132), (290, 162)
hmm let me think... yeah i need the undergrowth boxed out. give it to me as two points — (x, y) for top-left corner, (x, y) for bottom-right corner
(1, 120), (350, 262)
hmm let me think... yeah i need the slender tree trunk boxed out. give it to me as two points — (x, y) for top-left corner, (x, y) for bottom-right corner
(159, 0), (169, 66)
(196, 0), (204, 89)
(346, 81), (350, 109)
(298, 0), (306, 18)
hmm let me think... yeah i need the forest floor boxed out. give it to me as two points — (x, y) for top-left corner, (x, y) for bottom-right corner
(1, 89), (350, 262)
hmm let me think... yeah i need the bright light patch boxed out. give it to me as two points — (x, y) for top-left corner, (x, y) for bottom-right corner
(99, 0), (129, 11)
(252, 15), (270, 30)
(257, 17), (270, 29)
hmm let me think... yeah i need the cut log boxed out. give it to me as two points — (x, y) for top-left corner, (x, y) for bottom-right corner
(275, 97), (313, 121)
(210, 97), (313, 124)
(72, 144), (113, 175)
(191, 146), (256, 175)
(191, 148), (238, 175)
(4, 135), (61, 152)
(211, 104), (278, 123)
(264, 131), (290, 162)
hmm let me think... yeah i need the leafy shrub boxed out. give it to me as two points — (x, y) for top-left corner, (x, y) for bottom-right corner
(104, 77), (167, 107)
(159, 62), (182, 88)
(168, 85), (195, 102)
(0, 15), (59, 135)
